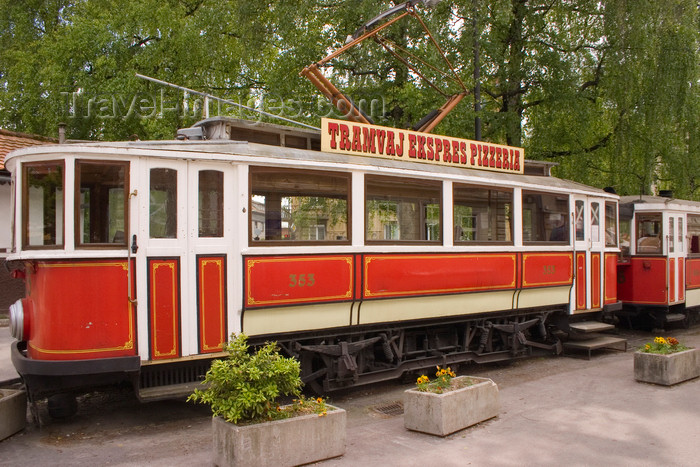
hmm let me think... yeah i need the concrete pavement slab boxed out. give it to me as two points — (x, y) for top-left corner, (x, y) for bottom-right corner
(0, 326), (698, 466)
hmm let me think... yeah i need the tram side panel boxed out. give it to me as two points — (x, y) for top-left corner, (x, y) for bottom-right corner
(686, 258), (700, 307)
(242, 251), (574, 336)
(617, 257), (668, 305)
(604, 252), (619, 306)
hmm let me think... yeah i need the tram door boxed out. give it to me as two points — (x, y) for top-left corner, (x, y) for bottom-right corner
(139, 160), (234, 361)
(573, 196), (605, 312)
(667, 214), (685, 304)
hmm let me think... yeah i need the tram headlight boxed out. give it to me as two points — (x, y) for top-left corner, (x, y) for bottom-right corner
(9, 298), (30, 341)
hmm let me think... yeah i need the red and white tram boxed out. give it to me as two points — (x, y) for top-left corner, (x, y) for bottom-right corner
(617, 194), (700, 328)
(5, 116), (620, 411)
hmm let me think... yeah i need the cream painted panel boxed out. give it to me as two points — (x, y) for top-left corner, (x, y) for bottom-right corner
(358, 291), (515, 325)
(243, 302), (351, 336)
(685, 289), (700, 308)
(516, 286), (570, 309)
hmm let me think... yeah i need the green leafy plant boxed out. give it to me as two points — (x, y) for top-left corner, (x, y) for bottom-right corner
(639, 336), (690, 355)
(188, 333), (303, 424)
(415, 366), (470, 394)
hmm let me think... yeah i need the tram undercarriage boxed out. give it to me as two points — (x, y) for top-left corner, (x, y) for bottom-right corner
(615, 304), (699, 331)
(270, 308), (565, 393)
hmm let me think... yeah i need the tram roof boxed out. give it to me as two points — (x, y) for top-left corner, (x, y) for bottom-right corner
(620, 195), (700, 211)
(6, 136), (615, 199)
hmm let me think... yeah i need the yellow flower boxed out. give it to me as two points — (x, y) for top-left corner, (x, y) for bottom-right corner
(316, 397), (323, 404)
(654, 337), (666, 345)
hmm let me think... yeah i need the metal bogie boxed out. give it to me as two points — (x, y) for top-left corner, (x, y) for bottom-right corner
(276, 308), (564, 393)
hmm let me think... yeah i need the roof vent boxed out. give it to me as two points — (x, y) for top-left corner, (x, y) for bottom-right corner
(176, 127), (205, 141)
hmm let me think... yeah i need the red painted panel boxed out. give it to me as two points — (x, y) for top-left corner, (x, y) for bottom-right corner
(617, 257), (667, 305)
(679, 258), (685, 301)
(355, 255), (363, 301)
(149, 258), (180, 360)
(198, 256), (226, 354)
(27, 260), (136, 361)
(591, 253), (601, 309)
(522, 252), (573, 288)
(364, 254), (516, 298)
(576, 253), (586, 310)
(669, 258), (676, 303)
(604, 253), (618, 305)
(246, 255), (354, 308)
(687, 258), (700, 289)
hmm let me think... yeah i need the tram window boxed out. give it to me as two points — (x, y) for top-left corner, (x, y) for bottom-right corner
(23, 162), (64, 248)
(366, 175), (441, 243)
(250, 168), (349, 243)
(678, 218), (684, 252)
(150, 168), (177, 239)
(688, 215), (700, 254)
(75, 161), (128, 247)
(668, 218), (675, 253)
(199, 170), (223, 237)
(619, 207), (632, 257)
(605, 202), (617, 247)
(591, 202), (600, 243)
(636, 213), (662, 254)
(521, 191), (569, 244)
(453, 185), (512, 243)
(575, 200), (585, 241)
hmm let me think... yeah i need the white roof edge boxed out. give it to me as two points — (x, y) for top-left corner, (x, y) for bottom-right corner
(5, 140), (617, 198)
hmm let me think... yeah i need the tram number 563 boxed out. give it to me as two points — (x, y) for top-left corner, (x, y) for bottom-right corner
(289, 273), (316, 287)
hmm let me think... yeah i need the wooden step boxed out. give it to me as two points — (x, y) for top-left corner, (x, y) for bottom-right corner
(563, 335), (627, 360)
(569, 321), (615, 333)
(138, 382), (205, 402)
(666, 313), (686, 323)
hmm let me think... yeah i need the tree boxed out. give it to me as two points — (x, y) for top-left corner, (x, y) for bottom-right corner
(1, 0), (698, 198)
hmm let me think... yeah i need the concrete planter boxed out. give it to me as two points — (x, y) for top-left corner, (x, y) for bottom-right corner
(634, 348), (700, 386)
(212, 405), (346, 467)
(0, 388), (27, 441)
(404, 376), (500, 436)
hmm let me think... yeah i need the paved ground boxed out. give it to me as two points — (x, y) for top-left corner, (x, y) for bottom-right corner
(0, 325), (699, 466)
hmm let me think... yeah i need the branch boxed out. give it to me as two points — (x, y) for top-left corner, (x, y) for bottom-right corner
(180, 0), (205, 16)
(540, 109), (627, 159)
(130, 35), (160, 48)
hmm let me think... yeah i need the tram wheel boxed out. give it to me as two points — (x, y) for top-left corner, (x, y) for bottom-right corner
(300, 352), (328, 395)
(47, 393), (78, 419)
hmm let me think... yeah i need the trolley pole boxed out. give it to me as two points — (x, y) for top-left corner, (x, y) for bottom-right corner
(473, 0), (482, 141)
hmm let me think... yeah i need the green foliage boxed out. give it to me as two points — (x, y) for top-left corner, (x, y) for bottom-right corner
(1, 1), (698, 198)
(188, 333), (302, 424)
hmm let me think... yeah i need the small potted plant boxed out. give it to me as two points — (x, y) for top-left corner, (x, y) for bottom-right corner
(634, 336), (699, 385)
(189, 333), (346, 467)
(403, 366), (500, 436)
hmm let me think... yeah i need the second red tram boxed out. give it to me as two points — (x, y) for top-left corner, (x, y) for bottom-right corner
(617, 195), (700, 328)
